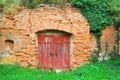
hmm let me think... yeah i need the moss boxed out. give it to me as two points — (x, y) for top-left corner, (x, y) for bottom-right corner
(0, 56), (16, 64)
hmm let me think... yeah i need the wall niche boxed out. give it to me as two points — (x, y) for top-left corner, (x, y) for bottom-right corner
(5, 40), (14, 50)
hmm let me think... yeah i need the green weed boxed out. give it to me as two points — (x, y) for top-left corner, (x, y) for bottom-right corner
(0, 59), (120, 80)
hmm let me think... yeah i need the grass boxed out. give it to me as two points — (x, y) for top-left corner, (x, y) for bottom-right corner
(0, 59), (120, 80)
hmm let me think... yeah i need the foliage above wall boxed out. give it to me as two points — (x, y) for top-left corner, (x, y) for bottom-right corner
(72, 0), (112, 33)
(0, 0), (119, 27)
(71, 0), (120, 62)
(109, 0), (120, 30)
(0, 0), (20, 14)
(71, 0), (112, 58)
(20, 0), (68, 9)
(20, 0), (40, 9)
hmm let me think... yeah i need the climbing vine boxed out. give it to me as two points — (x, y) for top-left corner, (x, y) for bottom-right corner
(72, 0), (112, 52)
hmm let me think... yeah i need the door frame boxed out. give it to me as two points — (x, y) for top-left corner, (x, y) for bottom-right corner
(36, 30), (73, 70)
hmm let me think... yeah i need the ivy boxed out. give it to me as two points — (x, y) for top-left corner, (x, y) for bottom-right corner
(72, 0), (112, 33)
(20, 0), (40, 9)
(72, 0), (112, 53)
(72, 0), (115, 62)
(109, 0), (120, 30)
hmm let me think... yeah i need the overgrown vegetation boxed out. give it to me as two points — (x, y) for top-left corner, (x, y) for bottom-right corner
(20, 0), (68, 9)
(72, 0), (120, 62)
(72, 0), (112, 51)
(89, 49), (99, 63)
(109, 0), (120, 30)
(0, 0), (20, 14)
(72, 0), (112, 32)
(20, 0), (40, 9)
(0, 59), (120, 80)
(109, 46), (119, 60)
(89, 41), (119, 63)
(0, 0), (69, 12)
(109, 0), (120, 47)
(0, 0), (119, 62)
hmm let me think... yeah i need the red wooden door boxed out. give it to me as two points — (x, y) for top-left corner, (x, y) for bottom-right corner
(38, 35), (70, 71)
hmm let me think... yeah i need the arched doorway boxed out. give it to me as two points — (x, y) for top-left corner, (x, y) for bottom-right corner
(37, 30), (72, 71)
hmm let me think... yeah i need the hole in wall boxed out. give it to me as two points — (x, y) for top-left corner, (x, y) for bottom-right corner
(5, 40), (14, 50)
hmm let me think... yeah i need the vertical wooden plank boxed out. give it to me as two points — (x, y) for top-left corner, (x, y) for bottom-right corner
(38, 35), (70, 71)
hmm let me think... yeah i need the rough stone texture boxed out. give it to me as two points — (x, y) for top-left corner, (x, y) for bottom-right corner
(89, 25), (117, 54)
(100, 25), (117, 53)
(0, 7), (117, 69)
(89, 33), (97, 53)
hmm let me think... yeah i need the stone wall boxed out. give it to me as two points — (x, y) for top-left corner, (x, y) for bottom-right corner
(100, 25), (117, 53)
(89, 33), (97, 53)
(90, 25), (117, 54)
(0, 7), (118, 69)
(0, 7), (90, 69)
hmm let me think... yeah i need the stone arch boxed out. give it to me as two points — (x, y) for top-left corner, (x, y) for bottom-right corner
(36, 29), (73, 36)
(33, 24), (74, 35)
